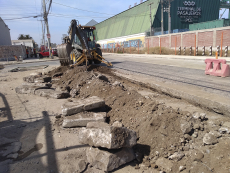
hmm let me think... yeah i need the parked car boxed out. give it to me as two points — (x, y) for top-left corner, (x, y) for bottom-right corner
(39, 49), (58, 58)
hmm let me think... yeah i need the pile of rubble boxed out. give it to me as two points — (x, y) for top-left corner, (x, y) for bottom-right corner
(14, 65), (230, 172)
(60, 96), (137, 172)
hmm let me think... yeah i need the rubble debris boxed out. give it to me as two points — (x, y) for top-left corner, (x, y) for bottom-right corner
(219, 127), (230, 134)
(168, 152), (185, 161)
(62, 96), (105, 116)
(86, 147), (135, 172)
(155, 157), (173, 172)
(22, 82), (52, 88)
(179, 165), (186, 172)
(180, 119), (193, 134)
(62, 112), (106, 128)
(112, 121), (123, 127)
(34, 89), (70, 99)
(15, 85), (50, 94)
(203, 133), (218, 145)
(86, 122), (110, 128)
(78, 125), (137, 149)
(23, 75), (51, 83)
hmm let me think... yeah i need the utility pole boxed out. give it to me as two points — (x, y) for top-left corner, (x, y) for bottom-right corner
(161, 0), (164, 35)
(42, 0), (53, 58)
(168, 1), (171, 34)
(148, 2), (154, 36)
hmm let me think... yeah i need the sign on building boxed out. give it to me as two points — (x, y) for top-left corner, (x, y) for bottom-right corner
(47, 34), (51, 38)
(177, 1), (202, 23)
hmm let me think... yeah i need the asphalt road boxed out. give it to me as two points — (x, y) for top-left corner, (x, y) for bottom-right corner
(1, 55), (230, 97)
(103, 54), (230, 98)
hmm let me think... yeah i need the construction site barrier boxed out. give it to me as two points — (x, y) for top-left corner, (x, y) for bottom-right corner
(205, 59), (230, 77)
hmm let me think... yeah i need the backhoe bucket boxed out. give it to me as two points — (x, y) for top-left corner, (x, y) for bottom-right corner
(57, 43), (73, 65)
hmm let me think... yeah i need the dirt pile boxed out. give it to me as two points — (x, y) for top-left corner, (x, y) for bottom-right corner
(47, 65), (230, 173)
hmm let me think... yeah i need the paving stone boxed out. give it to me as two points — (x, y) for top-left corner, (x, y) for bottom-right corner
(155, 157), (173, 172)
(62, 112), (106, 128)
(78, 126), (137, 149)
(62, 96), (105, 116)
(15, 85), (49, 94)
(34, 89), (70, 99)
(86, 147), (135, 172)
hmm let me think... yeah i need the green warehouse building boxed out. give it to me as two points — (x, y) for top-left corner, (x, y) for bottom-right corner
(95, 0), (221, 48)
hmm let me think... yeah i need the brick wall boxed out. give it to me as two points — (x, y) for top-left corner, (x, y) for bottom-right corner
(145, 26), (230, 50)
(198, 31), (213, 47)
(0, 45), (26, 61)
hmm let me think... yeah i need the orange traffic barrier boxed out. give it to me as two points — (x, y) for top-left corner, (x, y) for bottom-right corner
(205, 59), (230, 77)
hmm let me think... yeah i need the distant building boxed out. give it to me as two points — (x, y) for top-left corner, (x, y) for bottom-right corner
(85, 19), (98, 26)
(0, 17), (11, 45)
(12, 39), (35, 48)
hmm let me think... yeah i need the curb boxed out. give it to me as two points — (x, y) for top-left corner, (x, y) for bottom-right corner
(0, 58), (59, 66)
(103, 53), (230, 63)
(115, 72), (230, 117)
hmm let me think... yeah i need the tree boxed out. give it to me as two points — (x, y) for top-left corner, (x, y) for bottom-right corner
(18, 34), (33, 40)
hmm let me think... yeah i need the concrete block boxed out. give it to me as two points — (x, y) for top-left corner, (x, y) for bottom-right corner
(22, 83), (52, 88)
(62, 112), (106, 128)
(86, 147), (135, 172)
(62, 96), (105, 116)
(23, 75), (51, 83)
(78, 126), (137, 149)
(15, 85), (49, 94)
(34, 89), (70, 99)
(87, 122), (110, 128)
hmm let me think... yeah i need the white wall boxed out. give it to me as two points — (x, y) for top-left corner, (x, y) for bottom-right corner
(0, 19), (11, 46)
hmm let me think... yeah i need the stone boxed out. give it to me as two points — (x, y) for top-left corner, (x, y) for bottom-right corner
(192, 150), (204, 162)
(192, 132), (198, 138)
(179, 166), (186, 172)
(76, 159), (87, 172)
(0, 142), (21, 157)
(22, 82), (52, 88)
(62, 96), (105, 116)
(155, 157), (173, 172)
(112, 81), (123, 87)
(78, 126), (137, 149)
(219, 127), (230, 134)
(87, 122), (110, 128)
(86, 147), (135, 172)
(203, 133), (218, 145)
(30, 72), (42, 76)
(193, 112), (201, 119)
(180, 119), (193, 134)
(209, 131), (222, 138)
(168, 152), (185, 161)
(200, 113), (206, 120)
(222, 122), (230, 128)
(34, 89), (70, 99)
(112, 121), (123, 127)
(62, 112), (106, 128)
(15, 85), (50, 94)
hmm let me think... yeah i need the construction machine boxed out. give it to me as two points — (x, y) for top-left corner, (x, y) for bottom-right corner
(57, 19), (112, 67)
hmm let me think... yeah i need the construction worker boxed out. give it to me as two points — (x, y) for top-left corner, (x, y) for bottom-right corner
(26, 48), (29, 58)
(33, 48), (37, 58)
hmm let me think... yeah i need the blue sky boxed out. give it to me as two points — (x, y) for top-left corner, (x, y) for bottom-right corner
(0, 0), (229, 45)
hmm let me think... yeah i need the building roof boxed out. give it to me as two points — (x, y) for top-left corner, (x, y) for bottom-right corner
(95, 0), (159, 40)
(0, 17), (10, 30)
(85, 19), (98, 26)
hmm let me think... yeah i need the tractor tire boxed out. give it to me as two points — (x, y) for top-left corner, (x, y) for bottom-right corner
(70, 49), (82, 65)
(94, 48), (102, 64)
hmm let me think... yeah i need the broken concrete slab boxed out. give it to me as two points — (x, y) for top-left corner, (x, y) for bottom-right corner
(62, 96), (105, 116)
(62, 112), (106, 128)
(22, 83), (52, 88)
(86, 147), (135, 172)
(23, 75), (51, 83)
(15, 85), (50, 95)
(87, 122), (110, 128)
(78, 126), (137, 149)
(155, 157), (173, 172)
(34, 89), (70, 99)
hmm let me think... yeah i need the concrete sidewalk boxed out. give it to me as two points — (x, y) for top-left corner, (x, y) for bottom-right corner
(0, 56), (59, 66)
(103, 52), (230, 63)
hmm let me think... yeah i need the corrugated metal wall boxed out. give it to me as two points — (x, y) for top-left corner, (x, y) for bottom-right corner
(153, 0), (220, 31)
(95, 0), (160, 41)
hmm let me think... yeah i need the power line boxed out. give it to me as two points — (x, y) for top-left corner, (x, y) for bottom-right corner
(3, 15), (42, 21)
(53, 1), (115, 15)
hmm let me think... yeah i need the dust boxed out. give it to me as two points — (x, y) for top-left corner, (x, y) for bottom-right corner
(46, 65), (230, 173)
